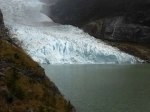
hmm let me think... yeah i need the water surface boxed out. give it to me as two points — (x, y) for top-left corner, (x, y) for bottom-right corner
(42, 64), (150, 112)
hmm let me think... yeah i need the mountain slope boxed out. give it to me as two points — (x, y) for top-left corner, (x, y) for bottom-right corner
(43, 0), (150, 62)
(45, 0), (149, 26)
(0, 10), (75, 112)
(0, 0), (141, 64)
(0, 39), (75, 112)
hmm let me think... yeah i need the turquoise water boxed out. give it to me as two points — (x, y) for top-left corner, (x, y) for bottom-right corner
(42, 64), (150, 112)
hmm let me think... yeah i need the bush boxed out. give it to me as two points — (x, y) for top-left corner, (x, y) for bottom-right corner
(7, 68), (25, 100)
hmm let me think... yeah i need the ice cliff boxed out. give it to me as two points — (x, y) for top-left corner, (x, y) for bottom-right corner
(0, 0), (140, 64)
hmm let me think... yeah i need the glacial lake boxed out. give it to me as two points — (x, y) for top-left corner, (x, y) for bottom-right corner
(42, 64), (150, 112)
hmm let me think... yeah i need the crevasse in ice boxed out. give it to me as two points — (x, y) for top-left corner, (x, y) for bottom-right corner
(0, 0), (141, 64)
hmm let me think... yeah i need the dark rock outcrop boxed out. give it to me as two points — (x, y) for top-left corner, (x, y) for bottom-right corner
(0, 10), (12, 43)
(83, 17), (150, 43)
(42, 0), (150, 61)
(43, 0), (150, 25)
(0, 9), (4, 25)
(43, 0), (150, 44)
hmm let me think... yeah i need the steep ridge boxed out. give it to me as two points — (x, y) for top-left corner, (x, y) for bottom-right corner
(47, 0), (150, 27)
(45, 0), (150, 62)
(44, 0), (149, 26)
(0, 39), (75, 112)
(0, 11), (75, 112)
(0, 0), (141, 64)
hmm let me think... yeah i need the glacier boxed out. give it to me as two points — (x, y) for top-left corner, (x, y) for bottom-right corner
(0, 0), (141, 64)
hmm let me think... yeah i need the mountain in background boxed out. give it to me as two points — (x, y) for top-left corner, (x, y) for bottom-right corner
(44, 0), (150, 26)
(42, 0), (150, 62)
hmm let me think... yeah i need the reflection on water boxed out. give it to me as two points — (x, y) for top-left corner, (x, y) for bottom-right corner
(42, 64), (150, 112)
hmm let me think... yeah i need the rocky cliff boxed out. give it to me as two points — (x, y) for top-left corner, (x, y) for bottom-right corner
(44, 0), (150, 26)
(0, 10), (75, 112)
(42, 0), (150, 62)
(45, 0), (150, 43)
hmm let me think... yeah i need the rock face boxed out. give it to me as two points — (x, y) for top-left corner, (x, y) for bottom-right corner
(83, 17), (150, 43)
(0, 9), (4, 25)
(45, 0), (149, 25)
(0, 9), (12, 42)
(42, 0), (150, 61)
(44, 0), (150, 44)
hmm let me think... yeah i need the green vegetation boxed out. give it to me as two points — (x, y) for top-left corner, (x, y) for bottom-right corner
(0, 38), (75, 112)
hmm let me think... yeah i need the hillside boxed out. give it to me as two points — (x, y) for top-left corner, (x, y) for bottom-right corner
(43, 0), (150, 26)
(0, 10), (75, 112)
(42, 0), (150, 62)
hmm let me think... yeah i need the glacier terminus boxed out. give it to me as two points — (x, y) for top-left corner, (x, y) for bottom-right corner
(0, 0), (141, 64)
